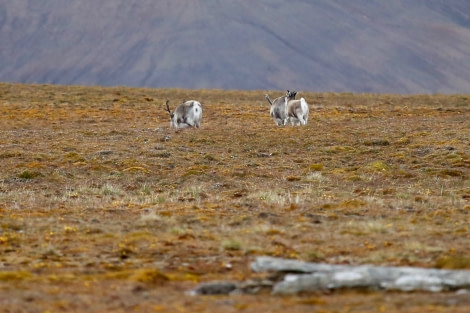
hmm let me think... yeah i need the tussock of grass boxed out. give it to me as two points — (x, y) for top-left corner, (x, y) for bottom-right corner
(17, 170), (43, 179)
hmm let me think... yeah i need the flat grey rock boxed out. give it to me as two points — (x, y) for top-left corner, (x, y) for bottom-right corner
(251, 257), (470, 295)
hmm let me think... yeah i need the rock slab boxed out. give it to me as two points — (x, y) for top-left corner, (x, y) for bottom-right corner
(251, 257), (470, 295)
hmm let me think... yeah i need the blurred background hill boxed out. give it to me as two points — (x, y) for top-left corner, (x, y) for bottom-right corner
(1, 0), (470, 93)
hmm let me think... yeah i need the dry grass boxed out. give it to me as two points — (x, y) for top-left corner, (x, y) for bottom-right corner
(0, 83), (469, 312)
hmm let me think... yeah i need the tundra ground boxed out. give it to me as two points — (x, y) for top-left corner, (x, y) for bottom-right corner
(0, 83), (469, 312)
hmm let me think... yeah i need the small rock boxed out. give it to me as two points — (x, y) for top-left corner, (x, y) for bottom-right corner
(98, 150), (113, 156)
(189, 281), (238, 295)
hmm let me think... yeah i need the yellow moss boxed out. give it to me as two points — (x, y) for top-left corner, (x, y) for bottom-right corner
(103, 270), (131, 280)
(325, 145), (355, 153)
(125, 231), (153, 240)
(221, 239), (242, 251)
(365, 160), (390, 172)
(435, 255), (470, 269)
(63, 225), (77, 233)
(122, 166), (152, 174)
(25, 161), (44, 168)
(347, 175), (362, 181)
(0, 271), (33, 281)
(159, 211), (172, 217)
(129, 269), (169, 285)
(64, 152), (85, 162)
(339, 199), (366, 208)
(265, 228), (285, 235)
(309, 163), (324, 171)
(183, 166), (206, 176)
(395, 137), (411, 145)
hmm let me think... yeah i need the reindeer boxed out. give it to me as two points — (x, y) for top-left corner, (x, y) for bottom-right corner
(265, 90), (297, 126)
(285, 91), (309, 126)
(165, 99), (202, 129)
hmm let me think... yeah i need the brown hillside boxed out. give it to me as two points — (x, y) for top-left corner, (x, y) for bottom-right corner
(2, 1), (470, 93)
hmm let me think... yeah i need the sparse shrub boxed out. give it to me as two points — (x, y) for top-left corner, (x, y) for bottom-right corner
(17, 170), (43, 179)
(101, 184), (123, 196)
(140, 184), (152, 195)
(305, 172), (325, 182)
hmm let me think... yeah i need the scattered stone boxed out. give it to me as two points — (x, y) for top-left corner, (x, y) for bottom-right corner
(189, 281), (238, 295)
(238, 279), (275, 294)
(364, 139), (390, 146)
(98, 150), (113, 156)
(257, 212), (280, 219)
(155, 151), (171, 158)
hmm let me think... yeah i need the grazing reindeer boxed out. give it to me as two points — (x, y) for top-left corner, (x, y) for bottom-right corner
(165, 99), (202, 129)
(265, 90), (297, 126)
(285, 92), (309, 126)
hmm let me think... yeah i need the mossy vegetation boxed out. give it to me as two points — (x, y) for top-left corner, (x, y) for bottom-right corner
(0, 83), (469, 312)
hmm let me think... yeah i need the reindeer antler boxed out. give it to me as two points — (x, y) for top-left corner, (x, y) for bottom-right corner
(265, 94), (273, 106)
(165, 100), (171, 115)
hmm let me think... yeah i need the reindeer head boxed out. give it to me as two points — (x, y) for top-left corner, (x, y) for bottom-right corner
(287, 90), (297, 99)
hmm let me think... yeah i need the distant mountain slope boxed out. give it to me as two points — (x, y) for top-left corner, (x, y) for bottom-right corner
(1, 0), (470, 93)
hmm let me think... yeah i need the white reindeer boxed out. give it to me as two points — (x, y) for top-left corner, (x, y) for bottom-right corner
(264, 90), (297, 126)
(165, 99), (202, 129)
(285, 92), (309, 126)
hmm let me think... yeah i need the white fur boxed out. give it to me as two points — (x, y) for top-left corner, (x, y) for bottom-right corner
(166, 100), (203, 129)
(285, 97), (309, 126)
(270, 102), (286, 126)
(265, 90), (296, 126)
